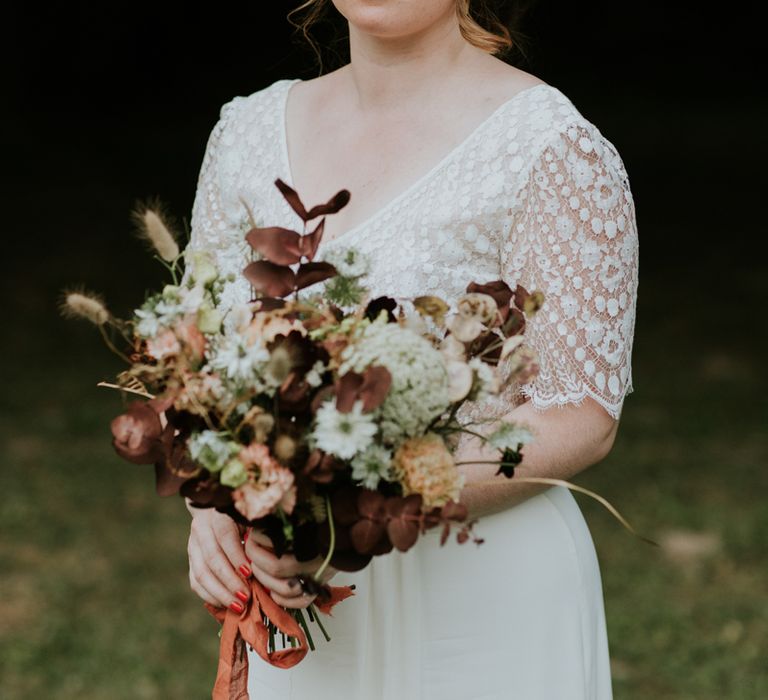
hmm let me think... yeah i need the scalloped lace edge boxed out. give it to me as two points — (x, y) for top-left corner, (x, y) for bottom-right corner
(518, 382), (634, 421)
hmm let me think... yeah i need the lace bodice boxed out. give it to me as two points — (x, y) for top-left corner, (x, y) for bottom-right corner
(184, 78), (638, 421)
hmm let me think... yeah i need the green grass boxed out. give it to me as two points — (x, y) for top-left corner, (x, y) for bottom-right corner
(1, 265), (766, 699)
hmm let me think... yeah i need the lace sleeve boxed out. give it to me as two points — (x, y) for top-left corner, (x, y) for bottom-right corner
(180, 97), (246, 290)
(501, 121), (639, 420)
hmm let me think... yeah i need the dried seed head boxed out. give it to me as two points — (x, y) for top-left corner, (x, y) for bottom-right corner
(134, 204), (179, 262)
(60, 291), (110, 325)
(274, 434), (297, 461)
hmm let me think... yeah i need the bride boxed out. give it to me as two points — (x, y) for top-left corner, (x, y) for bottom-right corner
(184, 1), (638, 698)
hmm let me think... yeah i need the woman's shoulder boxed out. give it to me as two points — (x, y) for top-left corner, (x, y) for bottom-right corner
(210, 78), (296, 137)
(510, 82), (629, 178)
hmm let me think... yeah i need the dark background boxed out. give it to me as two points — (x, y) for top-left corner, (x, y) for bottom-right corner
(4, 2), (766, 282)
(2, 3), (766, 698)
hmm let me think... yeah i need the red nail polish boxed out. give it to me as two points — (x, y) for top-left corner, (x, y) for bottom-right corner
(229, 601), (244, 614)
(236, 590), (249, 603)
(239, 564), (252, 578)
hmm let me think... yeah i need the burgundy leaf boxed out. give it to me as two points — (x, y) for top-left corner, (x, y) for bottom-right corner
(329, 549), (373, 573)
(245, 226), (303, 265)
(179, 477), (234, 509)
(298, 218), (325, 261)
(331, 485), (363, 527)
(365, 296), (398, 322)
(275, 178), (309, 221)
(305, 189), (351, 221)
(291, 522), (320, 562)
(279, 372), (310, 408)
(252, 297), (287, 312)
(110, 401), (164, 465)
(350, 518), (387, 554)
(154, 461), (190, 497)
(147, 392), (176, 415)
(385, 493), (423, 519)
(294, 261), (338, 291)
(441, 500), (468, 522)
(370, 536), (395, 556)
(440, 522), (451, 546)
(243, 260), (295, 298)
(303, 448), (339, 484)
(335, 371), (364, 413)
(466, 280), (513, 323)
(387, 518), (420, 552)
(501, 307), (526, 337)
(359, 365), (392, 412)
(513, 284), (532, 310)
(357, 489), (387, 520)
(310, 386), (335, 414)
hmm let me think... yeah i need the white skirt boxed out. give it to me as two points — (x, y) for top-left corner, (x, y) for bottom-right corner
(247, 485), (613, 699)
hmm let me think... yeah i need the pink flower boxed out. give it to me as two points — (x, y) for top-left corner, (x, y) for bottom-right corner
(175, 316), (207, 360)
(232, 443), (297, 520)
(146, 329), (181, 360)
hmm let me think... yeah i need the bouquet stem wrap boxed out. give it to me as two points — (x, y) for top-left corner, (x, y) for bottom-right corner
(205, 577), (355, 699)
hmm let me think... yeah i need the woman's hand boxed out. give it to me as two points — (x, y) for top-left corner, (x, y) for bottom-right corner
(187, 505), (253, 612)
(245, 530), (338, 609)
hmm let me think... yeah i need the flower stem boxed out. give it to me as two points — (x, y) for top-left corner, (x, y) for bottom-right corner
(313, 494), (335, 581)
(308, 603), (331, 642)
(294, 608), (315, 651)
(98, 325), (132, 364)
(454, 463), (658, 546)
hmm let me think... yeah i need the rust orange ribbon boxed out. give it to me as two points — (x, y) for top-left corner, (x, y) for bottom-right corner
(205, 578), (355, 700)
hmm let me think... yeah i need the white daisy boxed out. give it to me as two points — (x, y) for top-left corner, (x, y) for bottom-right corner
(208, 335), (270, 386)
(312, 399), (378, 459)
(351, 444), (394, 489)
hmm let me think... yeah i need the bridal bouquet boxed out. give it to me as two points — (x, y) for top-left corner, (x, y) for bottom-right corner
(61, 179), (545, 691)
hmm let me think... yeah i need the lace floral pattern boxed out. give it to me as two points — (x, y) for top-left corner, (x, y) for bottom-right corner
(184, 79), (638, 421)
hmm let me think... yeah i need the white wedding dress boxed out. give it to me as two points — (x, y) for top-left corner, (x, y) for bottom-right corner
(184, 77), (639, 699)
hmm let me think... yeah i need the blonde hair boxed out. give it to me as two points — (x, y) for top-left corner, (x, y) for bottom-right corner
(288, 1), (518, 72)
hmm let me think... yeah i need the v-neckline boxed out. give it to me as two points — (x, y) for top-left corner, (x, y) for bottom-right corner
(278, 77), (552, 251)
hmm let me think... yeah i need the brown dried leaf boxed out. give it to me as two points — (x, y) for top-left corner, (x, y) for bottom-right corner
(359, 365), (392, 412)
(243, 260), (295, 298)
(245, 226), (303, 265)
(441, 500), (468, 522)
(357, 489), (387, 520)
(387, 518), (420, 552)
(350, 518), (387, 554)
(523, 290), (545, 317)
(294, 262), (338, 291)
(413, 295), (450, 325)
(335, 371), (365, 413)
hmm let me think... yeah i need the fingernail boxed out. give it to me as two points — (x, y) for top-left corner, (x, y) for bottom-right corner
(239, 564), (252, 578)
(229, 601), (244, 614)
(236, 590), (250, 603)
(288, 577), (301, 589)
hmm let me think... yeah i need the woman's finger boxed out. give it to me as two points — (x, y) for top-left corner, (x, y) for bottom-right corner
(245, 539), (304, 578)
(269, 590), (317, 609)
(211, 513), (252, 578)
(251, 565), (305, 599)
(191, 517), (251, 596)
(189, 544), (247, 610)
(188, 570), (219, 607)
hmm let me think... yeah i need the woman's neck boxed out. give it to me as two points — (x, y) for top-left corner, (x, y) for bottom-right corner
(343, 14), (479, 113)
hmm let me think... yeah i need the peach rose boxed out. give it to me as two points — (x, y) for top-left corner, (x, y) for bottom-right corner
(393, 433), (464, 509)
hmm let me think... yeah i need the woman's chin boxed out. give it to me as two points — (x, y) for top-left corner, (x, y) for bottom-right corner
(337, 0), (454, 41)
